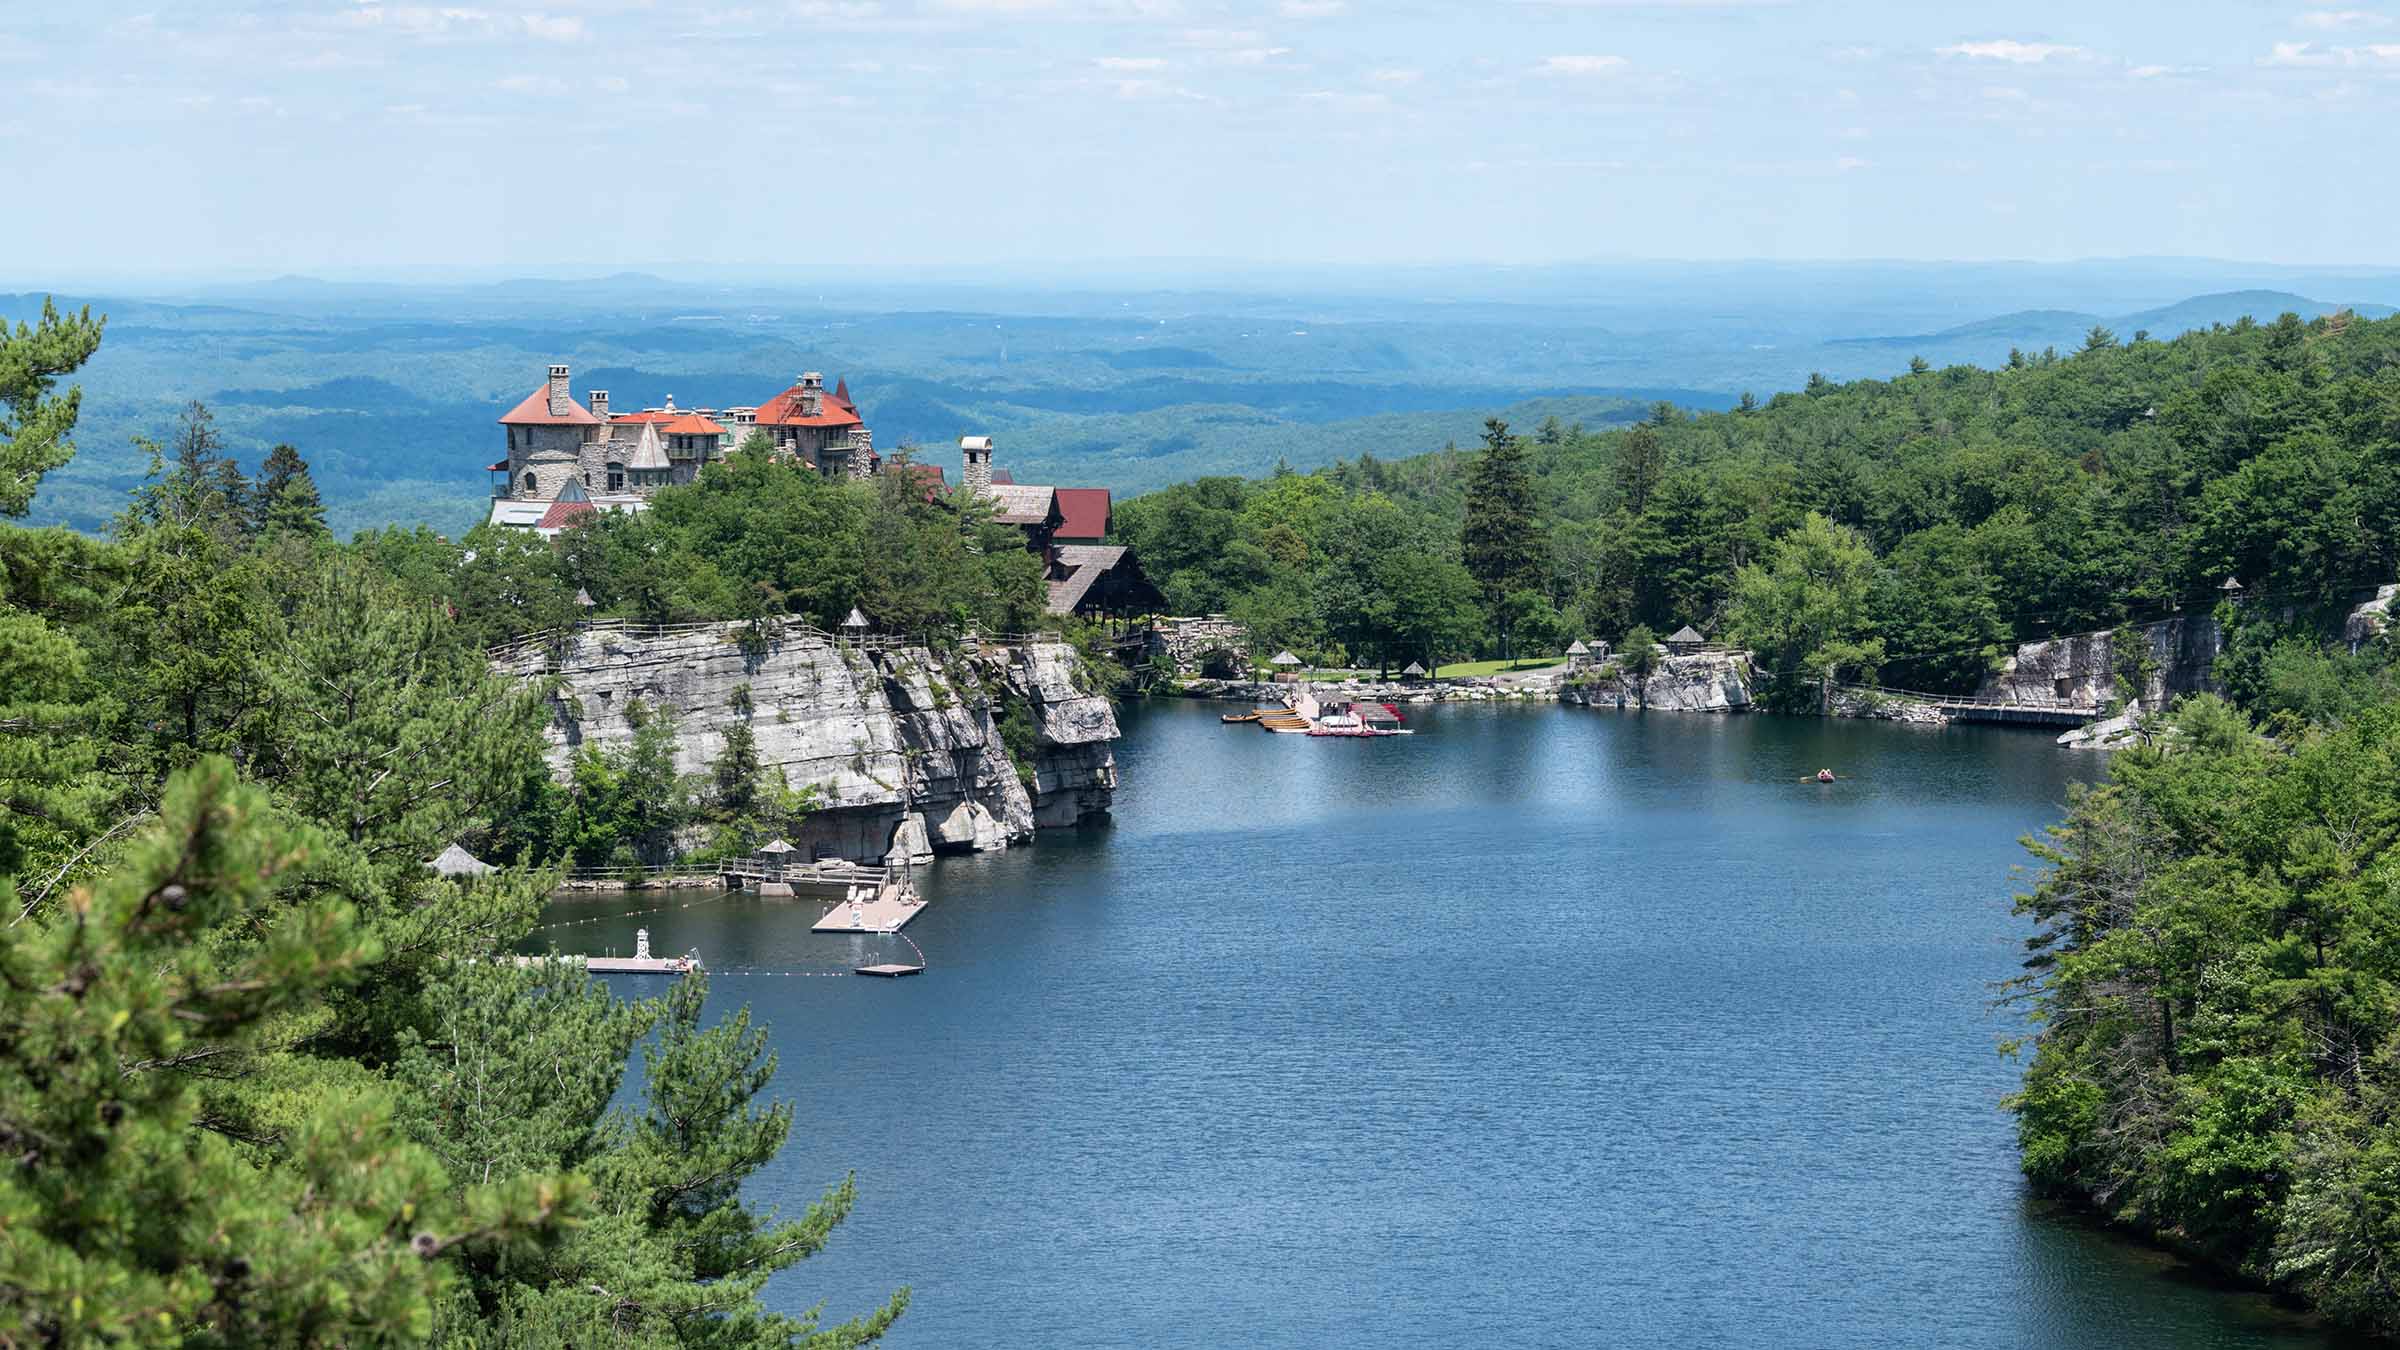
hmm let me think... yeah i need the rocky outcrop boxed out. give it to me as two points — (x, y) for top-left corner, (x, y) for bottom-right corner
(1146, 616), (1251, 678)
(1978, 615), (2222, 710)
(1561, 652), (1753, 713)
(494, 625), (1115, 865)
(2346, 585), (2398, 650)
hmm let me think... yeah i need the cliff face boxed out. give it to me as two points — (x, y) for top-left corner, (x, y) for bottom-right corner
(494, 625), (1116, 864)
(1561, 652), (1754, 713)
(1976, 615), (2223, 709)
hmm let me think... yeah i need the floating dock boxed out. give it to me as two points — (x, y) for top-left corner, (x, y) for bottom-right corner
(811, 879), (928, 933)
(855, 963), (925, 978)
(513, 927), (698, 976)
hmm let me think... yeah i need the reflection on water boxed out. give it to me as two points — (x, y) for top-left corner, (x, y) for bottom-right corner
(537, 701), (2359, 1350)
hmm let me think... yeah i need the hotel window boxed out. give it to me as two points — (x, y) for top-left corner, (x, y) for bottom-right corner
(607, 463), (625, 492)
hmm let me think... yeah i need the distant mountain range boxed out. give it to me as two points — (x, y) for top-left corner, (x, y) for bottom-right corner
(1833, 290), (2397, 353)
(11, 266), (2397, 538)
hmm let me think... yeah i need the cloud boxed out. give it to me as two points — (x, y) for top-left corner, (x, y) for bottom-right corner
(1936, 39), (2089, 64)
(1279, 0), (1345, 14)
(1368, 68), (1421, 84)
(1836, 155), (1871, 172)
(496, 73), (568, 94)
(521, 13), (587, 42)
(1537, 54), (1629, 76)
(2300, 9), (2392, 29)
(2265, 39), (2400, 65)
(1096, 55), (1167, 69)
(1218, 46), (1292, 65)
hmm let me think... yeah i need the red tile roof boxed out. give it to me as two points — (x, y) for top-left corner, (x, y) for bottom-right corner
(753, 379), (864, 427)
(537, 498), (597, 531)
(609, 410), (679, 424)
(499, 385), (600, 426)
(1053, 486), (1111, 539)
(661, 413), (726, 436)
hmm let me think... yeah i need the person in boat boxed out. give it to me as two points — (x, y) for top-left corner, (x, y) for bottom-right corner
(1813, 768), (1836, 783)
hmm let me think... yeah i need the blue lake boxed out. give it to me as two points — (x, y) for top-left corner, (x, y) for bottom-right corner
(542, 700), (2364, 1348)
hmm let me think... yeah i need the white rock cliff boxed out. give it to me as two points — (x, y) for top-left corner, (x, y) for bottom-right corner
(494, 625), (1117, 864)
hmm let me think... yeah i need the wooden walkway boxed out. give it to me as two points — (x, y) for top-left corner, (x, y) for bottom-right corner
(1844, 685), (2101, 727)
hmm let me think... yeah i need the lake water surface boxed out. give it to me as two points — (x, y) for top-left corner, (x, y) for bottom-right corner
(539, 700), (2365, 1348)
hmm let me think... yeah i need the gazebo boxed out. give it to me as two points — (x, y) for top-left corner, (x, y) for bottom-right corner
(426, 843), (494, 879)
(1400, 660), (1429, 684)
(1268, 650), (1302, 682)
(842, 607), (869, 634)
(1665, 625), (1707, 654)
(1566, 638), (1593, 671)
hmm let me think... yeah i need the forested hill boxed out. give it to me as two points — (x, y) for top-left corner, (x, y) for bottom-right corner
(1120, 309), (2400, 696)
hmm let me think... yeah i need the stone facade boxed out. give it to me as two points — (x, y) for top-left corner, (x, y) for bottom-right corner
(494, 625), (1116, 866)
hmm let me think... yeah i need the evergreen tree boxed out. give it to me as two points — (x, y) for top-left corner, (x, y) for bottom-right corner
(1460, 418), (1543, 656)
(0, 297), (105, 518)
(1613, 424), (1665, 516)
(1615, 623), (1660, 708)
(255, 442), (329, 538)
(0, 759), (575, 1346)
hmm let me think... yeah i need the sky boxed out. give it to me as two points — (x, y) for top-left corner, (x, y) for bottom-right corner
(4, 0), (2395, 276)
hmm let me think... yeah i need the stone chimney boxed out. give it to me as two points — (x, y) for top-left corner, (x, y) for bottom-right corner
(589, 390), (609, 422)
(961, 435), (993, 494)
(798, 371), (822, 418)
(547, 364), (571, 417)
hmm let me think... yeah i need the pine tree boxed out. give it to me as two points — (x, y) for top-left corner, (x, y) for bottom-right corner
(255, 442), (329, 538)
(1613, 423), (1665, 516)
(0, 759), (576, 1345)
(1460, 418), (1544, 657)
(0, 297), (105, 518)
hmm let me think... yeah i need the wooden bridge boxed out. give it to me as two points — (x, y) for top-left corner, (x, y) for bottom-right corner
(1844, 685), (2102, 727)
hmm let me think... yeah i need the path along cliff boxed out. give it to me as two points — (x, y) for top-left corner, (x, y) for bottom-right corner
(493, 622), (1117, 866)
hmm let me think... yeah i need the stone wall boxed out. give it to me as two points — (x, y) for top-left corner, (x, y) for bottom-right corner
(1146, 617), (1252, 677)
(494, 626), (1116, 865)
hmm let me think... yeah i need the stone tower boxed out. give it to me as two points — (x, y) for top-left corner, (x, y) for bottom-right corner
(546, 364), (571, 417)
(961, 435), (993, 494)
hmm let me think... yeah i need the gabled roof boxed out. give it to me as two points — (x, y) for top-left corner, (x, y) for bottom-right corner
(1667, 625), (1705, 644)
(983, 482), (1057, 527)
(1053, 486), (1111, 539)
(661, 413), (725, 436)
(499, 385), (600, 426)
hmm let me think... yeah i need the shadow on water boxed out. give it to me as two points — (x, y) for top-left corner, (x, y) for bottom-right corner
(534, 699), (2349, 1350)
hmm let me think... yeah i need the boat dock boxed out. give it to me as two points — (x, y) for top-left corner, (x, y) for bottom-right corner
(811, 878), (927, 933)
(512, 927), (698, 975)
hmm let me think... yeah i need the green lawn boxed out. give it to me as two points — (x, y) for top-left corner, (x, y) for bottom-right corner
(1431, 656), (1565, 678)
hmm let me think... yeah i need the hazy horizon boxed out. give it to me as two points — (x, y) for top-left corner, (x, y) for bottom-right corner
(11, 1), (2399, 274)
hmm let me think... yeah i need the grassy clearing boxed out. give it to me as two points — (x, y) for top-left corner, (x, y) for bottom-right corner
(1432, 656), (1565, 678)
